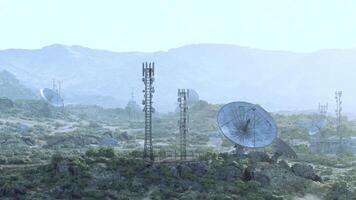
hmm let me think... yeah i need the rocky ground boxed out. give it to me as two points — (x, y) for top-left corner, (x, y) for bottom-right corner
(0, 100), (355, 199)
(1, 149), (354, 200)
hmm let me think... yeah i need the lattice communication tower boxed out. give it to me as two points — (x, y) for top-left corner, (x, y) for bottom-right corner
(178, 89), (189, 160)
(142, 62), (155, 161)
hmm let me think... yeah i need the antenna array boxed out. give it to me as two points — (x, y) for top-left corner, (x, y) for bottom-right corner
(142, 62), (155, 162)
(178, 89), (189, 160)
(318, 103), (328, 116)
(52, 79), (62, 97)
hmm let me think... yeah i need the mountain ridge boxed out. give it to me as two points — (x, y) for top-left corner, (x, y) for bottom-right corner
(4, 43), (356, 54)
(0, 70), (37, 100)
(0, 43), (355, 113)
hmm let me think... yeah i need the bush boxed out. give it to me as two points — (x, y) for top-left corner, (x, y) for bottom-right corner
(85, 147), (116, 159)
(7, 158), (25, 164)
(0, 156), (7, 164)
(326, 182), (353, 200)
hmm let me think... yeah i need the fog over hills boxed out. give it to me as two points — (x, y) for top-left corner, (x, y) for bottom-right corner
(0, 44), (355, 113)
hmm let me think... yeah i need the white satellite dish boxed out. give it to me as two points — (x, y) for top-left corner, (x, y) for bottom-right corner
(308, 118), (328, 136)
(217, 101), (277, 148)
(40, 88), (64, 107)
(187, 89), (199, 104)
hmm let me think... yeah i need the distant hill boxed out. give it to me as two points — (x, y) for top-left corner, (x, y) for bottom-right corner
(0, 44), (355, 112)
(0, 70), (37, 100)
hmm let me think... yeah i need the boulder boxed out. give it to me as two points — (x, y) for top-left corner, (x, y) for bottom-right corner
(55, 159), (81, 176)
(88, 163), (120, 190)
(187, 162), (209, 177)
(326, 182), (353, 199)
(253, 172), (271, 187)
(270, 152), (282, 164)
(51, 184), (82, 199)
(0, 183), (26, 197)
(55, 160), (70, 174)
(20, 137), (35, 146)
(16, 123), (31, 135)
(247, 151), (271, 163)
(243, 166), (270, 186)
(119, 132), (130, 140)
(170, 166), (178, 177)
(100, 137), (118, 146)
(243, 166), (254, 182)
(278, 160), (291, 171)
(176, 179), (202, 192)
(217, 165), (243, 181)
(291, 163), (322, 182)
(177, 164), (193, 178)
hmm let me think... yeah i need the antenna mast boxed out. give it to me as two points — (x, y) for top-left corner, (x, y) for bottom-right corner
(178, 89), (189, 160)
(335, 91), (342, 145)
(52, 78), (57, 92)
(131, 88), (135, 101)
(128, 88), (135, 121)
(142, 62), (155, 162)
(58, 80), (62, 97)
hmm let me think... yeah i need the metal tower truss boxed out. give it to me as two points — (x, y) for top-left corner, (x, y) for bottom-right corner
(142, 62), (155, 162)
(178, 89), (189, 160)
(335, 91), (342, 144)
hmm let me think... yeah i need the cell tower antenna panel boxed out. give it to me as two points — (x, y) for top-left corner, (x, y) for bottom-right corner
(318, 102), (328, 116)
(142, 62), (155, 162)
(178, 89), (189, 160)
(217, 101), (277, 148)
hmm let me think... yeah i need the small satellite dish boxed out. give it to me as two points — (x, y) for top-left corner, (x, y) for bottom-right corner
(308, 118), (327, 136)
(187, 89), (199, 104)
(40, 88), (64, 107)
(217, 101), (277, 148)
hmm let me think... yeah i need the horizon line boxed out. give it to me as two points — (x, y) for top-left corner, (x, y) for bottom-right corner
(1, 43), (356, 54)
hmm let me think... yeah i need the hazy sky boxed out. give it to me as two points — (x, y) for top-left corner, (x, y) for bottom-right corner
(0, 0), (355, 52)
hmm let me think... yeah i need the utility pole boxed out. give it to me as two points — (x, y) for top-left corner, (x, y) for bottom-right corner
(142, 62), (155, 162)
(178, 89), (189, 160)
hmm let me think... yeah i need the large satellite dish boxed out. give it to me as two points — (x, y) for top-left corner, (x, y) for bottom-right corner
(40, 88), (64, 107)
(217, 101), (277, 148)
